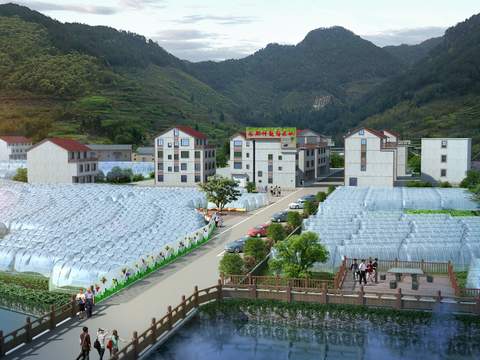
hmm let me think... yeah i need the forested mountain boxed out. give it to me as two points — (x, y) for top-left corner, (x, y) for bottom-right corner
(187, 27), (403, 125)
(0, 3), (238, 148)
(383, 37), (443, 66)
(0, 3), (479, 155)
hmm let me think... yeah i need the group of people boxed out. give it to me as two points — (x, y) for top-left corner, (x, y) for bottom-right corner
(350, 258), (379, 285)
(213, 213), (224, 227)
(268, 185), (282, 197)
(76, 326), (124, 360)
(75, 287), (95, 319)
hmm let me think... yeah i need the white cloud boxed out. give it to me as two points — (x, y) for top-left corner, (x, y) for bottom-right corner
(176, 14), (257, 25)
(362, 26), (446, 47)
(14, 1), (119, 15)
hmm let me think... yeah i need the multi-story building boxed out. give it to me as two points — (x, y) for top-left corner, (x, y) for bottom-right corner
(132, 147), (154, 162)
(0, 136), (33, 161)
(154, 126), (216, 186)
(230, 128), (330, 189)
(27, 138), (98, 184)
(421, 138), (471, 185)
(87, 144), (132, 161)
(344, 127), (409, 187)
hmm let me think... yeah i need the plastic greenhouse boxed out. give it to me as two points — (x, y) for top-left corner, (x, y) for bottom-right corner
(98, 161), (154, 177)
(0, 161), (26, 179)
(304, 187), (480, 272)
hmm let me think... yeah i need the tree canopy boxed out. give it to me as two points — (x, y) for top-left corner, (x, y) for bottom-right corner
(199, 176), (240, 212)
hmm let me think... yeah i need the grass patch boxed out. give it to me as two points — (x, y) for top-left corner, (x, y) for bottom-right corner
(405, 209), (479, 217)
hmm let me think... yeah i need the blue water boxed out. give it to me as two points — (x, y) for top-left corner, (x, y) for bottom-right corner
(149, 315), (480, 360)
(0, 307), (30, 334)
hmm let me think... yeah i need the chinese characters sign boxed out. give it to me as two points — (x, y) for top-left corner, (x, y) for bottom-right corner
(245, 127), (296, 139)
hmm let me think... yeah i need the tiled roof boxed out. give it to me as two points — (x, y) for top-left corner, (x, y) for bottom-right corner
(42, 138), (91, 152)
(175, 126), (207, 139)
(0, 135), (31, 144)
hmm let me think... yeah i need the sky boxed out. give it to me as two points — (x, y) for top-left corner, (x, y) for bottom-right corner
(2, 0), (480, 61)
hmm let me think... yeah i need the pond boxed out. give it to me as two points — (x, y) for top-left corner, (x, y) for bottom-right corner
(0, 307), (31, 334)
(149, 311), (480, 360)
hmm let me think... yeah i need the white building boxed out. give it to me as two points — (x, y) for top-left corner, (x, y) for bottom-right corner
(230, 128), (330, 189)
(154, 126), (216, 186)
(344, 127), (409, 187)
(421, 138), (471, 185)
(132, 147), (154, 162)
(27, 138), (98, 184)
(87, 144), (132, 161)
(0, 136), (33, 161)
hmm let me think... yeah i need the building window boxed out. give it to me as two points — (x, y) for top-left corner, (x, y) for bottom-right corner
(234, 162), (242, 169)
(157, 175), (164, 182)
(441, 140), (447, 148)
(195, 175), (201, 183)
(157, 151), (163, 158)
(361, 138), (367, 172)
(168, 166), (172, 172)
(79, 164), (83, 172)
(174, 141), (179, 148)
(174, 166), (179, 172)
(258, 171), (263, 177)
(158, 163), (164, 170)
(246, 153), (250, 158)
(174, 154), (179, 160)
(195, 151), (201, 159)
(359, 129), (364, 135)
(268, 164), (273, 171)
(361, 164), (366, 171)
(181, 163), (187, 171)
(246, 141), (251, 147)
(70, 152), (75, 160)
(157, 139), (164, 146)
(278, 166), (282, 171)
(181, 151), (189, 159)
(92, 164), (96, 171)
(268, 154), (273, 160)
(268, 177), (273, 184)
(168, 154), (172, 160)
(441, 155), (447, 163)
(174, 128), (179, 136)
(233, 140), (242, 146)
(234, 151), (242, 157)
(86, 164), (90, 172)
(278, 155), (282, 161)
(361, 139), (367, 145)
(246, 164), (250, 169)
(168, 143), (172, 148)
(441, 169), (447, 177)
(181, 138), (190, 146)
(181, 175), (187, 183)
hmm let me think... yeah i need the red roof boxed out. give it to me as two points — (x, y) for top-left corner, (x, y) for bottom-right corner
(345, 127), (387, 139)
(0, 135), (31, 144)
(382, 129), (401, 139)
(175, 126), (207, 139)
(32, 138), (91, 152)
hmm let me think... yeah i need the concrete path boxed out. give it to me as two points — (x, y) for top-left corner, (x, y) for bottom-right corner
(6, 187), (325, 360)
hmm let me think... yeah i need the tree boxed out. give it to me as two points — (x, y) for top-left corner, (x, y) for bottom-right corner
(287, 211), (302, 229)
(460, 170), (480, 189)
(244, 237), (267, 263)
(408, 154), (421, 174)
(106, 167), (133, 183)
(269, 232), (329, 278)
(316, 192), (327, 202)
(267, 223), (286, 243)
(12, 168), (27, 182)
(199, 176), (240, 212)
(246, 182), (256, 193)
(303, 200), (317, 217)
(327, 185), (336, 195)
(219, 253), (244, 275)
(330, 153), (344, 168)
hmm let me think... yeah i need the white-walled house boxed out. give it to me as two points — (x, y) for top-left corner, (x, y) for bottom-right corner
(344, 127), (409, 187)
(421, 138), (471, 185)
(154, 126), (216, 186)
(27, 138), (98, 184)
(0, 136), (33, 161)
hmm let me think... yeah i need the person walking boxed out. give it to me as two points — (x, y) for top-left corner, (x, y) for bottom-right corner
(76, 326), (91, 360)
(76, 289), (86, 319)
(358, 259), (367, 285)
(109, 329), (124, 358)
(85, 287), (95, 318)
(366, 260), (374, 283)
(350, 259), (359, 282)
(95, 328), (109, 360)
(278, 186), (281, 196)
(373, 258), (379, 283)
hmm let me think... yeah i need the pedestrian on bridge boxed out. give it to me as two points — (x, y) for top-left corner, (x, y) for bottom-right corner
(95, 328), (109, 360)
(76, 326), (91, 360)
(108, 329), (125, 358)
(85, 287), (95, 318)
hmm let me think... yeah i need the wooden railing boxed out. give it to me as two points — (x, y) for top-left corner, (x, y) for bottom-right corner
(333, 258), (347, 289)
(345, 257), (450, 274)
(224, 275), (333, 291)
(0, 296), (77, 357)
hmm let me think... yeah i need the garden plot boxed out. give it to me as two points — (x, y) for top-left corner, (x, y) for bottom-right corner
(0, 181), (207, 289)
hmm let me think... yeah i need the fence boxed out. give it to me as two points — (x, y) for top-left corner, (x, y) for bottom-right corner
(345, 257), (450, 274)
(447, 262), (480, 298)
(0, 296), (77, 357)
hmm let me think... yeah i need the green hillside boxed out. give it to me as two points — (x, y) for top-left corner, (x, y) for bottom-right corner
(0, 4), (238, 147)
(383, 37), (443, 66)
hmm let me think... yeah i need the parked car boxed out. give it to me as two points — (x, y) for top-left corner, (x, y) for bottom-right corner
(224, 237), (249, 253)
(289, 199), (306, 209)
(271, 211), (288, 223)
(300, 194), (317, 202)
(247, 224), (269, 237)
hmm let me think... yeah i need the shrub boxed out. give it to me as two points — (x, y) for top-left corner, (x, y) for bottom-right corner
(12, 168), (27, 182)
(243, 255), (257, 273)
(149, 171), (155, 179)
(95, 171), (105, 183)
(287, 211), (302, 229)
(246, 182), (256, 193)
(460, 170), (480, 189)
(406, 180), (432, 187)
(244, 237), (267, 263)
(267, 223), (286, 243)
(329, 153), (344, 168)
(106, 167), (133, 183)
(219, 253), (244, 275)
(303, 200), (317, 217)
(132, 173), (145, 182)
(316, 192), (327, 202)
(327, 185), (336, 195)
(439, 181), (452, 188)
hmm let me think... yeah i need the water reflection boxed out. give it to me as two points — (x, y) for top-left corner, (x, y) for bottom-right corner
(151, 315), (480, 360)
(0, 307), (30, 334)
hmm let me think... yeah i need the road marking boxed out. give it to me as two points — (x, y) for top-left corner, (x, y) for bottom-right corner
(211, 188), (303, 241)
(217, 250), (226, 257)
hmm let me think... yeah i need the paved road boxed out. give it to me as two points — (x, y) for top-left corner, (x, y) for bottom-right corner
(7, 186), (325, 360)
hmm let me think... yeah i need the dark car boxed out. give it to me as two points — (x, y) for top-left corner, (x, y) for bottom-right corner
(271, 211), (288, 223)
(301, 194), (317, 202)
(224, 237), (249, 253)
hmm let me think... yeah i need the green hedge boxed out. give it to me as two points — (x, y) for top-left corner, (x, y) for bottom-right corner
(405, 209), (479, 216)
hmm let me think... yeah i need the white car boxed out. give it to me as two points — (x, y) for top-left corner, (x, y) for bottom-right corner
(289, 199), (306, 209)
